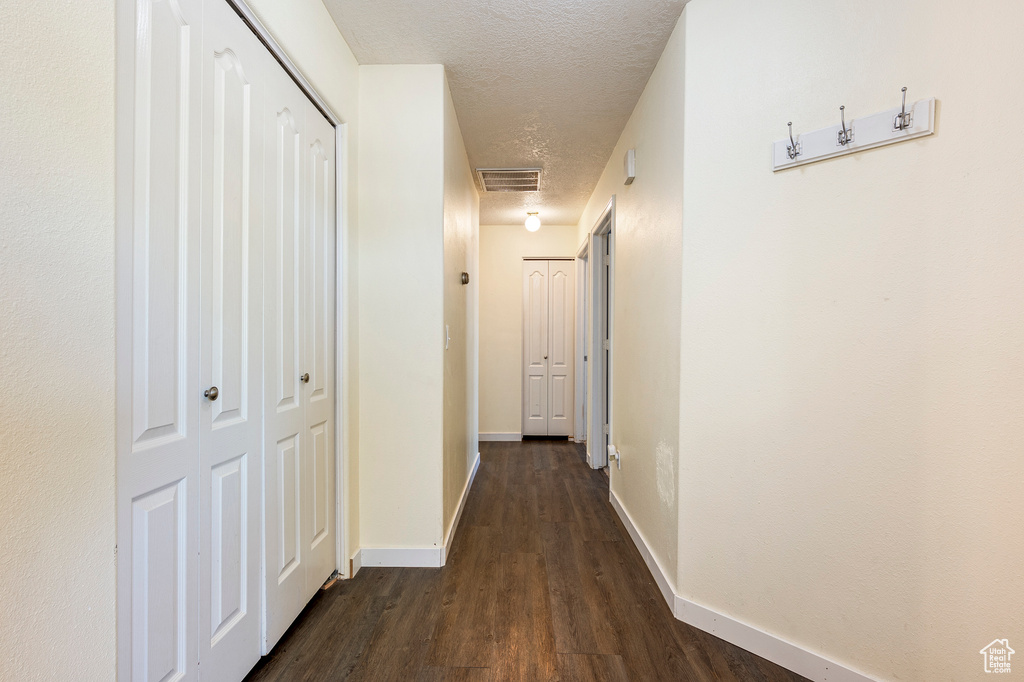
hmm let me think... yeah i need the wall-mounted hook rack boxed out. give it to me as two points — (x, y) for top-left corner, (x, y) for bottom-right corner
(772, 95), (935, 172)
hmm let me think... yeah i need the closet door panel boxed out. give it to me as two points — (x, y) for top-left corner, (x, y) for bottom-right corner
(120, 0), (203, 678)
(306, 138), (329, 403)
(208, 49), (250, 426)
(547, 261), (574, 436)
(522, 261), (549, 436)
(303, 109), (336, 593)
(198, 0), (265, 678)
(262, 65), (308, 653)
(270, 107), (302, 413)
(131, 479), (189, 682)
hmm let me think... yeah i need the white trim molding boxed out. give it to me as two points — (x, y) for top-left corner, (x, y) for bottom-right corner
(225, 0), (341, 125)
(587, 196), (615, 469)
(675, 599), (877, 682)
(350, 452), (481, 571)
(609, 489), (676, 610)
(442, 452), (480, 563)
(357, 548), (443, 568)
(609, 489), (875, 682)
(349, 549), (363, 578)
(479, 432), (521, 441)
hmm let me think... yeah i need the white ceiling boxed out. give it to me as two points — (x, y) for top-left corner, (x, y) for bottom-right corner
(323, 0), (688, 226)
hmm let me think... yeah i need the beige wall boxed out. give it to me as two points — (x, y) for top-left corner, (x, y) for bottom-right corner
(0, 1), (117, 678)
(358, 64), (446, 549)
(678, 0), (1024, 679)
(479, 225), (580, 435)
(442, 76), (480, 536)
(575, 13), (686, 590)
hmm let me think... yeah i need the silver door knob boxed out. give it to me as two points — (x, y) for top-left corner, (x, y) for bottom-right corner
(204, 386), (219, 401)
(301, 373), (310, 384)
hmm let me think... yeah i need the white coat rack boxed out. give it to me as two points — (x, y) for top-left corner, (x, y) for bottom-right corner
(772, 88), (935, 172)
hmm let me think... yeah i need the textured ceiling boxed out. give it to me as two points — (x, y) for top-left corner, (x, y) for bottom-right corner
(323, 0), (687, 226)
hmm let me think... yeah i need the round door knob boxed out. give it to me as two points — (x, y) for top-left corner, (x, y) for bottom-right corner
(301, 373), (310, 384)
(204, 386), (219, 401)
(544, 355), (548, 360)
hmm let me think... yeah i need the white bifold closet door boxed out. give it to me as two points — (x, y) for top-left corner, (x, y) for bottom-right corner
(262, 55), (337, 653)
(117, 0), (205, 678)
(197, 0), (266, 679)
(118, 0), (336, 679)
(522, 260), (575, 437)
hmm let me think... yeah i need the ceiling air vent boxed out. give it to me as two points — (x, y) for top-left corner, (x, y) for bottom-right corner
(476, 168), (541, 193)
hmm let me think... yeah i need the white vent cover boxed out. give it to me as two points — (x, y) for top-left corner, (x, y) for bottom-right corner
(476, 168), (541, 193)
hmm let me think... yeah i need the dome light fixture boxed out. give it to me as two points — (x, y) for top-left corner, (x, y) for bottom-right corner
(525, 212), (541, 232)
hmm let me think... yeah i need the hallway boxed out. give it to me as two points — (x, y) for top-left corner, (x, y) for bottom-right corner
(245, 441), (806, 681)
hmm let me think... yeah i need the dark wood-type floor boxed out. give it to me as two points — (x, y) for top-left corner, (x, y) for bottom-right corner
(246, 440), (807, 681)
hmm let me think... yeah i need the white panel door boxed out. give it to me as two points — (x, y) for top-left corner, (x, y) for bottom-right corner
(522, 260), (575, 437)
(302, 105), (337, 598)
(121, 1), (338, 678)
(522, 261), (549, 436)
(118, 0), (203, 679)
(262, 61), (308, 652)
(262, 66), (338, 652)
(547, 261), (575, 436)
(198, 1), (265, 679)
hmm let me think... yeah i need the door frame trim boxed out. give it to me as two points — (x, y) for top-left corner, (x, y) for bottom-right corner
(223, 0), (340, 126)
(573, 239), (589, 444)
(587, 196), (615, 469)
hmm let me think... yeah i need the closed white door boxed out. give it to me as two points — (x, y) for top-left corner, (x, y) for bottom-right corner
(522, 260), (575, 436)
(120, 0), (337, 679)
(262, 53), (308, 652)
(117, 0), (204, 678)
(197, 0), (265, 678)
(523, 261), (550, 436)
(546, 261), (575, 437)
(263, 65), (337, 652)
(302, 104), (338, 600)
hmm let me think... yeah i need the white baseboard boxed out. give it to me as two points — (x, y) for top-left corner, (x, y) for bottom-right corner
(357, 547), (443, 568)
(346, 453), (482, 573)
(441, 452), (480, 565)
(349, 549), (362, 578)
(608, 488), (677, 611)
(675, 598), (876, 682)
(478, 432), (521, 441)
(610, 489), (875, 682)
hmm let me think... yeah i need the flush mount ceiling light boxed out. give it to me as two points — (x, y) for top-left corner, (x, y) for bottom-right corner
(525, 212), (541, 232)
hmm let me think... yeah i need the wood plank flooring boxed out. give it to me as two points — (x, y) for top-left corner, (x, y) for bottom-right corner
(245, 440), (807, 682)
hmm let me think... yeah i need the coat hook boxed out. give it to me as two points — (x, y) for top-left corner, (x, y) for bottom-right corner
(893, 86), (912, 131)
(838, 105), (852, 146)
(787, 122), (800, 160)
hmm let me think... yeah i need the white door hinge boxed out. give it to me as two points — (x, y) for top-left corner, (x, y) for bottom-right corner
(603, 255), (610, 266)
(603, 423), (610, 435)
(602, 339), (610, 350)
